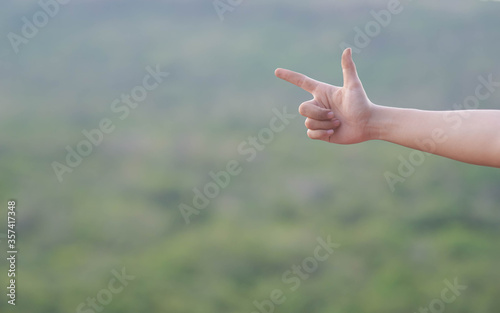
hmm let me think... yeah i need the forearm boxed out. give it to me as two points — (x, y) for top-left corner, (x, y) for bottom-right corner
(368, 105), (500, 167)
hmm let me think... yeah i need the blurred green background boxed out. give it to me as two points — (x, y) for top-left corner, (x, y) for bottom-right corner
(1, 0), (500, 312)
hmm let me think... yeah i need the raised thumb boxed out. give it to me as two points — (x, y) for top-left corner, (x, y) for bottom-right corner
(341, 48), (362, 89)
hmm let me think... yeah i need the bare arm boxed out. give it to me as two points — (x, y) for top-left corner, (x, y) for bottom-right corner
(275, 48), (500, 168)
(370, 107), (500, 167)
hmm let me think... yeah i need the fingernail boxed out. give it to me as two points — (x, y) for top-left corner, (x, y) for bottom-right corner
(327, 129), (334, 135)
(327, 112), (334, 118)
(333, 119), (340, 126)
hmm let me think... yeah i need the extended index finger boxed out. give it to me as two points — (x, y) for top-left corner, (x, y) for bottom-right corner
(275, 68), (320, 94)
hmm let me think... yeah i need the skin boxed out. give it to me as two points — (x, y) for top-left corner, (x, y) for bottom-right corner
(275, 48), (500, 168)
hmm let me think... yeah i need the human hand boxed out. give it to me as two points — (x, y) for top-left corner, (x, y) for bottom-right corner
(275, 48), (377, 144)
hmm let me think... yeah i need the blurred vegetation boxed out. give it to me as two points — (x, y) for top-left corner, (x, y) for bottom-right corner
(1, 0), (500, 312)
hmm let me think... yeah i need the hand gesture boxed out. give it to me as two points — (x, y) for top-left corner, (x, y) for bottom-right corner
(275, 48), (376, 144)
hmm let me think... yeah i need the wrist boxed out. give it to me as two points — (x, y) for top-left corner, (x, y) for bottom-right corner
(364, 104), (394, 141)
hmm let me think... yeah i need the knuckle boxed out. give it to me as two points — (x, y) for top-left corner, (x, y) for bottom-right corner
(298, 104), (305, 115)
(298, 103), (308, 116)
(307, 130), (321, 140)
(304, 118), (312, 128)
(297, 76), (305, 87)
